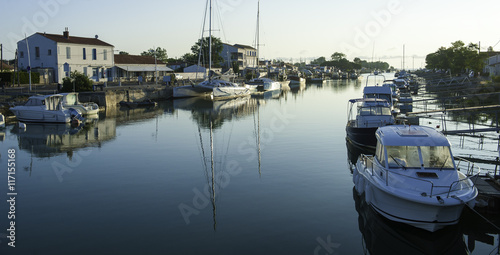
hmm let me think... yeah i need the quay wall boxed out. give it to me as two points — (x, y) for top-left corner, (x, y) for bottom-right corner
(79, 86), (173, 111)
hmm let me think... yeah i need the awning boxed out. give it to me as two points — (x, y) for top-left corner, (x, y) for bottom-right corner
(116, 65), (173, 72)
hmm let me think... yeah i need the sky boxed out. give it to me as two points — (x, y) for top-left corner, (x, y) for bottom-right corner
(1, 0), (499, 69)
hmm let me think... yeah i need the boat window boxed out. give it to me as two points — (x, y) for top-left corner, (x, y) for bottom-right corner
(376, 142), (386, 166)
(386, 146), (421, 168)
(420, 146), (454, 169)
(66, 94), (77, 105)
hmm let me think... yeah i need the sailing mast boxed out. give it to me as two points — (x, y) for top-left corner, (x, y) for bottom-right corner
(209, 0), (212, 75)
(256, 0), (260, 69)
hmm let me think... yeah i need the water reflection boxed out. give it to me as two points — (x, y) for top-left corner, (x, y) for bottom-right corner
(11, 120), (116, 158)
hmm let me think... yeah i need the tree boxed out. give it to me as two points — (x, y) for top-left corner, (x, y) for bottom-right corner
(118, 51), (129, 55)
(141, 47), (168, 63)
(311, 56), (326, 65)
(331, 52), (346, 61)
(425, 41), (487, 74)
(190, 36), (224, 68)
(232, 61), (240, 74)
(61, 71), (93, 92)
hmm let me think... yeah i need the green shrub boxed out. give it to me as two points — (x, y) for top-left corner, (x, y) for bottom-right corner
(61, 71), (93, 92)
(492, 76), (500, 83)
(0, 72), (39, 85)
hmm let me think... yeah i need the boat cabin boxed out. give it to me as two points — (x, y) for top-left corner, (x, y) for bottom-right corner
(348, 98), (394, 128)
(24, 95), (64, 111)
(375, 125), (455, 170)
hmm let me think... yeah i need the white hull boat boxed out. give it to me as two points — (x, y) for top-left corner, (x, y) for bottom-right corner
(246, 78), (281, 92)
(10, 95), (82, 123)
(174, 78), (250, 99)
(353, 125), (479, 232)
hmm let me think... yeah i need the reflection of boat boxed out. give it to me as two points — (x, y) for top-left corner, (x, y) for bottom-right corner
(288, 75), (305, 84)
(10, 94), (82, 123)
(59, 92), (99, 115)
(346, 98), (395, 149)
(353, 125), (480, 232)
(12, 120), (116, 158)
(353, 188), (469, 255)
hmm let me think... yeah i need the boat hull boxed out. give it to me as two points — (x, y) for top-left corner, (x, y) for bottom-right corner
(173, 85), (212, 98)
(346, 123), (378, 149)
(212, 87), (250, 99)
(354, 159), (476, 232)
(10, 108), (71, 123)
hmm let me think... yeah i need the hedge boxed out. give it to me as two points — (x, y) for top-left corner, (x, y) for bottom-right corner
(0, 72), (40, 85)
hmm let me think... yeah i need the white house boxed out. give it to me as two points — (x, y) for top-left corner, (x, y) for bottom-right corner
(221, 44), (258, 70)
(17, 28), (114, 84)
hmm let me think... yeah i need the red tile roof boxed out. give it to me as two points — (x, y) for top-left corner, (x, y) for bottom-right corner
(114, 54), (165, 65)
(37, 32), (113, 47)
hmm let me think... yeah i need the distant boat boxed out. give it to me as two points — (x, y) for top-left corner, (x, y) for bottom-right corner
(10, 94), (82, 123)
(353, 125), (479, 232)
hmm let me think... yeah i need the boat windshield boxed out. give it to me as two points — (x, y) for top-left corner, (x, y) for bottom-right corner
(358, 106), (392, 116)
(386, 146), (421, 168)
(420, 146), (454, 169)
(385, 145), (455, 169)
(65, 94), (78, 105)
(365, 94), (391, 104)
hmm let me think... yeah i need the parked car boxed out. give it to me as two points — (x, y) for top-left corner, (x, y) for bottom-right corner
(175, 73), (183, 80)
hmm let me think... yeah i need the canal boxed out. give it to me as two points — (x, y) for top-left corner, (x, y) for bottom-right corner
(0, 75), (498, 254)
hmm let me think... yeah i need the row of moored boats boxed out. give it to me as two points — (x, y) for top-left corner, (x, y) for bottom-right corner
(346, 71), (480, 232)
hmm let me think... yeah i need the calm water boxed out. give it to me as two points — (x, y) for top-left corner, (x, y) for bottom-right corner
(0, 76), (498, 254)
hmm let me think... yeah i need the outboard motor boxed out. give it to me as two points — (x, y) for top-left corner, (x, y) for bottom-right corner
(68, 108), (85, 121)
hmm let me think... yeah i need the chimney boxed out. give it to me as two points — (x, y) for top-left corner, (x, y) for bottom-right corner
(63, 27), (69, 39)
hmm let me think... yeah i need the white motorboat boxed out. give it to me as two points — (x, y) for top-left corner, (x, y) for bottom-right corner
(59, 92), (99, 115)
(346, 98), (395, 149)
(363, 85), (399, 116)
(245, 78), (281, 92)
(353, 125), (479, 232)
(10, 94), (82, 123)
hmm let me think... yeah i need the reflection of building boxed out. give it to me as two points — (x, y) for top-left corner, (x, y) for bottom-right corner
(15, 120), (116, 158)
(17, 28), (114, 83)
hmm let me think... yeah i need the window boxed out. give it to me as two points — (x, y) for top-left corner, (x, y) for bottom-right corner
(83, 67), (87, 76)
(421, 146), (454, 169)
(386, 146), (421, 169)
(35, 47), (40, 58)
(66, 47), (71, 59)
(83, 48), (86, 60)
(48, 49), (52, 56)
(92, 49), (97, 60)
(20, 51), (24, 58)
(103, 49), (107, 60)
(92, 68), (98, 77)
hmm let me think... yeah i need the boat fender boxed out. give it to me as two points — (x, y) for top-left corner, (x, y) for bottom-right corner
(365, 185), (372, 204)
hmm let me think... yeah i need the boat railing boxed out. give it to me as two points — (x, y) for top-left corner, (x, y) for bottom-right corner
(360, 154), (480, 198)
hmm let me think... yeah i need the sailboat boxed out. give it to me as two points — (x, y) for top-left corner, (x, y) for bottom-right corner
(173, 0), (250, 99)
